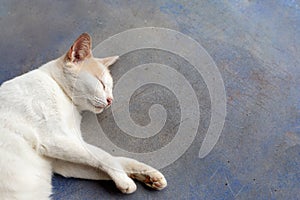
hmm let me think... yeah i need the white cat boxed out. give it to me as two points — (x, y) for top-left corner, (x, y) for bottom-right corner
(0, 33), (167, 200)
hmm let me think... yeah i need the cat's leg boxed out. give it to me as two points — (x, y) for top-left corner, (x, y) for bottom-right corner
(52, 159), (110, 180)
(39, 137), (137, 194)
(117, 157), (167, 190)
(52, 158), (167, 190)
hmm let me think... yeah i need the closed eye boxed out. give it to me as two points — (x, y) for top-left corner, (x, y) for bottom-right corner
(99, 79), (106, 90)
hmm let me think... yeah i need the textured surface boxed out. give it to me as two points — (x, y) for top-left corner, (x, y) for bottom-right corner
(0, 0), (299, 199)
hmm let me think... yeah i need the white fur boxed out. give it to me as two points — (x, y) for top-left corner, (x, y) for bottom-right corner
(0, 34), (167, 199)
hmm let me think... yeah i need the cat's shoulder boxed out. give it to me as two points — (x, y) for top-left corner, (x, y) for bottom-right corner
(2, 63), (58, 93)
(0, 60), (75, 120)
(0, 64), (68, 111)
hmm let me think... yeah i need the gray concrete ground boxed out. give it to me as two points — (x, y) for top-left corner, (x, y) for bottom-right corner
(0, 0), (299, 199)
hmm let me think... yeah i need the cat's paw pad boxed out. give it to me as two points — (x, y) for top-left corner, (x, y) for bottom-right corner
(116, 177), (137, 194)
(130, 171), (167, 190)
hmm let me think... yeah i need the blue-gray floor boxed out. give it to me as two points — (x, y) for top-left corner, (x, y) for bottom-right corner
(0, 1), (299, 199)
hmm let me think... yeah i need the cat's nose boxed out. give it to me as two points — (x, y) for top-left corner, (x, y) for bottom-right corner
(107, 97), (113, 106)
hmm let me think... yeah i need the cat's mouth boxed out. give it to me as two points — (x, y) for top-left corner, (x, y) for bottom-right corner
(88, 100), (106, 110)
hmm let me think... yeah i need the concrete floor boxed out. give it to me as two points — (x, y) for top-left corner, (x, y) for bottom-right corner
(1, 0), (299, 199)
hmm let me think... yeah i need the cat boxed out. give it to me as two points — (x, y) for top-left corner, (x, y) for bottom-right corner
(0, 33), (167, 200)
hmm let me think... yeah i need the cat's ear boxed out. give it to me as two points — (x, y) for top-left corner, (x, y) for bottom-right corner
(97, 56), (119, 68)
(66, 33), (92, 62)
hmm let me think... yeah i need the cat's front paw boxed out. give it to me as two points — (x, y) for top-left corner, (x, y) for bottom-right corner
(115, 175), (137, 194)
(130, 170), (167, 190)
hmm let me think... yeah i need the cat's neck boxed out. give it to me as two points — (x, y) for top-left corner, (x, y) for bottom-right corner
(39, 57), (74, 103)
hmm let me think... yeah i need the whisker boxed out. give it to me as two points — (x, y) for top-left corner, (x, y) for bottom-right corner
(93, 96), (106, 103)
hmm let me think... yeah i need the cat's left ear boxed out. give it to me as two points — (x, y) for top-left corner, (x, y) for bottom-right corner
(66, 33), (92, 63)
(97, 56), (119, 68)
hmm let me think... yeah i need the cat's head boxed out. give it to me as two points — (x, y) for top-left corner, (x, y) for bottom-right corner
(61, 33), (118, 113)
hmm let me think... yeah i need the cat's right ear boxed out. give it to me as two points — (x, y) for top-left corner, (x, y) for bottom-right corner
(65, 33), (92, 63)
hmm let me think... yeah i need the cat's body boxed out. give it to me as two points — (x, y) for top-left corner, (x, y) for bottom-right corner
(0, 33), (167, 200)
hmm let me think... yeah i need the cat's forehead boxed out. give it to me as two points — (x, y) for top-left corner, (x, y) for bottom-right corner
(81, 58), (109, 80)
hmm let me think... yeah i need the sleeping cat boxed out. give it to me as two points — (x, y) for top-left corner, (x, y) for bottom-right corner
(0, 33), (167, 199)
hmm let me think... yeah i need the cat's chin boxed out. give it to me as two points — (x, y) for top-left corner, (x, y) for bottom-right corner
(92, 106), (104, 114)
(93, 105), (112, 114)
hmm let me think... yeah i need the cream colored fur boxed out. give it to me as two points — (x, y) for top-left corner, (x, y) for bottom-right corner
(0, 33), (167, 200)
